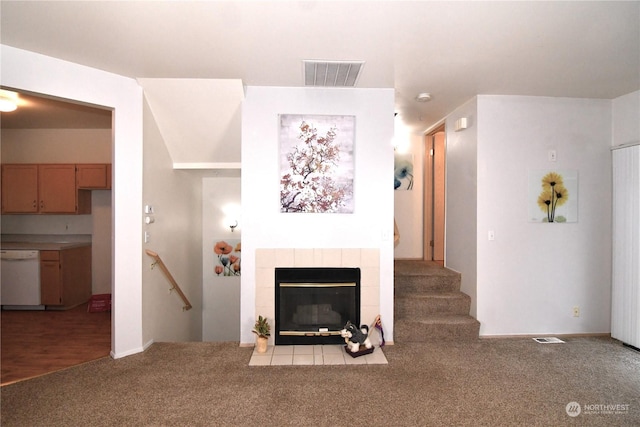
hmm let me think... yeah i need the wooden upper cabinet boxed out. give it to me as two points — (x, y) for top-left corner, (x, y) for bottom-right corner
(1, 163), (93, 214)
(38, 164), (78, 213)
(76, 164), (111, 189)
(1, 164), (39, 213)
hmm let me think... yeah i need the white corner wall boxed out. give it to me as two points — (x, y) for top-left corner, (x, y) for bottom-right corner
(393, 131), (425, 259)
(202, 176), (242, 341)
(613, 90), (640, 146)
(241, 86), (395, 345)
(476, 95), (612, 336)
(445, 97), (479, 317)
(142, 98), (203, 344)
(1, 45), (144, 358)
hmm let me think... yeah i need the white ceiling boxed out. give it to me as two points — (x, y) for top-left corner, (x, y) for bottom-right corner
(1, 1), (638, 134)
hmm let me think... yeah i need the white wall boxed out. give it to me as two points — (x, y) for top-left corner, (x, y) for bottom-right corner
(202, 176), (242, 341)
(476, 95), (612, 336)
(445, 98), (479, 317)
(138, 78), (243, 166)
(612, 90), (640, 146)
(241, 86), (395, 345)
(1, 45), (144, 358)
(0, 129), (112, 162)
(393, 131), (424, 259)
(142, 98), (203, 344)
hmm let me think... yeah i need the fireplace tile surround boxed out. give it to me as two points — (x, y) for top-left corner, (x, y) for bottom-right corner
(248, 344), (388, 366)
(255, 248), (380, 348)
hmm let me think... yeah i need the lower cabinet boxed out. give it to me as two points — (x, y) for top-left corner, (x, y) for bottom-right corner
(40, 246), (92, 308)
(40, 251), (62, 305)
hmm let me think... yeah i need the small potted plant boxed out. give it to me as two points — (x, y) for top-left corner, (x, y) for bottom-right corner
(252, 315), (270, 353)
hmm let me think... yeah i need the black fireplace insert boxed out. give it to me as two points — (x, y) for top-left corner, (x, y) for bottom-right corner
(275, 267), (360, 345)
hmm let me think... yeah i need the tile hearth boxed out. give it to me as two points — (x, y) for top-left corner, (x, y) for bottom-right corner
(249, 345), (388, 366)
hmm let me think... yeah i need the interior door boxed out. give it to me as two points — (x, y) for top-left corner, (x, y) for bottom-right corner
(424, 126), (446, 263)
(433, 132), (445, 262)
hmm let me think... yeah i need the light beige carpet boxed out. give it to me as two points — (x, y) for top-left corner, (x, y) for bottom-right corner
(1, 337), (639, 426)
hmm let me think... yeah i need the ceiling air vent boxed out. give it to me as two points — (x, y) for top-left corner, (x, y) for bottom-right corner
(303, 60), (365, 87)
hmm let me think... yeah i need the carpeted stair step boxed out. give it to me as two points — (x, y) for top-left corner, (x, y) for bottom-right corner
(395, 292), (471, 318)
(394, 316), (480, 342)
(394, 259), (480, 342)
(394, 260), (461, 294)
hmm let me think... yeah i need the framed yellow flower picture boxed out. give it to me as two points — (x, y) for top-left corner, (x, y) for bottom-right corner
(528, 170), (578, 223)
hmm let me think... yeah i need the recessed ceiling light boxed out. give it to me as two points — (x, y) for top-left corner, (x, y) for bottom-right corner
(415, 92), (432, 102)
(0, 89), (18, 112)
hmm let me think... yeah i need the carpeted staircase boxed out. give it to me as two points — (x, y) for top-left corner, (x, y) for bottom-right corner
(394, 260), (480, 342)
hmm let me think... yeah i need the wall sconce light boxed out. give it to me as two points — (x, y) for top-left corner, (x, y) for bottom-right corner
(229, 220), (238, 232)
(455, 117), (468, 132)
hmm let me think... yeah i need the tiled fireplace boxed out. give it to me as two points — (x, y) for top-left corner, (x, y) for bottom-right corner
(255, 248), (380, 347)
(275, 267), (361, 345)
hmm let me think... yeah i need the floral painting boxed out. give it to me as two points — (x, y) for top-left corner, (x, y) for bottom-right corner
(213, 240), (241, 276)
(529, 170), (578, 223)
(279, 114), (355, 213)
(394, 153), (414, 190)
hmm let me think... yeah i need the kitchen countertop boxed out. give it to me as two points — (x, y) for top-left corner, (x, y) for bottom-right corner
(1, 234), (92, 251)
(1, 241), (92, 251)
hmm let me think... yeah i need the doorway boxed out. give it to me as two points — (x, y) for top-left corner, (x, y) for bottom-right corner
(0, 90), (113, 383)
(423, 124), (446, 264)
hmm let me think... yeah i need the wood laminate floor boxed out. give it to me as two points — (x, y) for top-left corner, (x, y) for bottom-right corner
(1, 303), (111, 385)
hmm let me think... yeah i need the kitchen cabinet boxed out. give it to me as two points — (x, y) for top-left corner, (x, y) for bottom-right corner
(77, 164), (111, 189)
(39, 164), (89, 213)
(40, 251), (62, 305)
(1, 164), (91, 214)
(40, 246), (92, 308)
(1, 164), (39, 213)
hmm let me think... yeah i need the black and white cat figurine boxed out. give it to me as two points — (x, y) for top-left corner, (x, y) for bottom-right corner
(340, 321), (373, 353)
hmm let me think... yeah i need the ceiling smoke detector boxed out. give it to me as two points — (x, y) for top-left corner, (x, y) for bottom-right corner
(303, 60), (365, 87)
(415, 92), (432, 102)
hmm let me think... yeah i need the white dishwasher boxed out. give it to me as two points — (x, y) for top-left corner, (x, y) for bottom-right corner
(1, 250), (44, 309)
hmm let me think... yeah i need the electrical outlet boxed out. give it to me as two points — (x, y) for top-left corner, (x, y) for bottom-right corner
(573, 306), (580, 317)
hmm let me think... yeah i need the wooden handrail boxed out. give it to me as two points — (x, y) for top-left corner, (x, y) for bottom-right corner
(145, 249), (192, 311)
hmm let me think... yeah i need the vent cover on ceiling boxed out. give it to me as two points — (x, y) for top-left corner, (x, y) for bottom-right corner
(303, 60), (365, 87)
